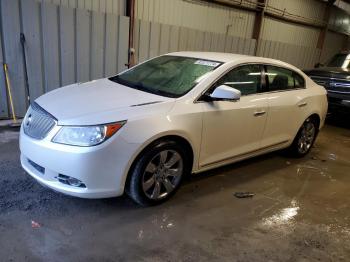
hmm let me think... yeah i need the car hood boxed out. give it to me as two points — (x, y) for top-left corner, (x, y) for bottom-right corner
(303, 67), (350, 79)
(35, 78), (175, 125)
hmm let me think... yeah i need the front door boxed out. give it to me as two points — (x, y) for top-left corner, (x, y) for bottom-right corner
(199, 64), (268, 167)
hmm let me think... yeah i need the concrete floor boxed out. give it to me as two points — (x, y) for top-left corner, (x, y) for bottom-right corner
(0, 119), (349, 261)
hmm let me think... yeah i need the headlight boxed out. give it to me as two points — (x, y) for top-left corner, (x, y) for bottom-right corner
(52, 121), (126, 146)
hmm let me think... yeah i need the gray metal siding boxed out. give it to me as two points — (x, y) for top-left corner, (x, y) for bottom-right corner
(36, 0), (126, 15)
(21, 0), (45, 101)
(135, 0), (255, 38)
(321, 32), (345, 63)
(1, 0), (27, 116)
(76, 8), (91, 83)
(0, 24), (8, 118)
(42, 2), (61, 92)
(0, 0), (129, 118)
(60, 6), (76, 86)
(133, 19), (258, 62)
(267, 0), (325, 21)
(117, 15), (129, 72)
(131, 0), (343, 70)
(133, 17), (320, 69)
(260, 17), (320, 47)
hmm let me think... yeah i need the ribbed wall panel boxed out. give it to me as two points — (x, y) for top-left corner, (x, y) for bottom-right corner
(321, 31), (346, 63)
(261, 17), (320, 47)
(135, 0), (255, 38)
(267, 0), (325, 21)
(0, 0), (129, 117)
(36, 0), (125, 15)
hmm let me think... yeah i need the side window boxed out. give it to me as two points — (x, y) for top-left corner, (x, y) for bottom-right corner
(294, 72), (305, 88)
(215, 64), (262, 96)
(266, 66), (305, 91)
(266, 66), (294, 91)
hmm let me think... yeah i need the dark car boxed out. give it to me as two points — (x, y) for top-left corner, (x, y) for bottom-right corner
(304, 52), (350, 113)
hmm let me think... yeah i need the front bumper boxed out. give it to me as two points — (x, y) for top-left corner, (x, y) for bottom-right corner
(20, 126), (140, 199)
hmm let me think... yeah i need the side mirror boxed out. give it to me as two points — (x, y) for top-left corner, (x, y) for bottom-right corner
(314, 63), (324, 68)
(209, 85), (241, 101)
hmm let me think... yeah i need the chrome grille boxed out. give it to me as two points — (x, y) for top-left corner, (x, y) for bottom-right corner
(23, 103), (56, 140)
(328, 81), (350, 94)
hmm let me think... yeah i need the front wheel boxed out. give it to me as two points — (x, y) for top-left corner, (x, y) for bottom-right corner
(288, 117), (318, 157)
(126, 140), (189, 206)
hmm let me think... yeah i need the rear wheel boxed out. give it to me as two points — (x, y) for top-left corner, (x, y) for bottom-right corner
(126, 140), (189, 206)
(288, 117), (318, 157)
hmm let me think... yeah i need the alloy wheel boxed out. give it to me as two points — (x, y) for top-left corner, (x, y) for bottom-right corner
(297, 120), (316, 154)
(142, 150), (184, 200)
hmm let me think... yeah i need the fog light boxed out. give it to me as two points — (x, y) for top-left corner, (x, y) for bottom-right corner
(67, 177), (83, 187)
(57, 174), (86, 188)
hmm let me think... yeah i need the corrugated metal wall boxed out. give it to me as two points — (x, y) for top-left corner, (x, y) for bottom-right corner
(0, 0), (129, 118)
(135, 0), (326, 47)
(329, 6), (350, 35)
(133, 19), (257, 64)
(321, 31), (345, 63)
(36, 0), (126, 15)
(267, 0), (324, 21)
(132, 0), (322, 70)
(135, 0), (256, 38)
(1, 0), (347, 118)
(0, 14), (8, 117)
(260, 18), (320, 47)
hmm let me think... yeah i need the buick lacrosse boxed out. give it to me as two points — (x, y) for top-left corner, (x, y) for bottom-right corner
(20, 52), (328, 206)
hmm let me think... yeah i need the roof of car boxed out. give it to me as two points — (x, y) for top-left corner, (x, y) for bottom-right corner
(168, 51), (299, 71)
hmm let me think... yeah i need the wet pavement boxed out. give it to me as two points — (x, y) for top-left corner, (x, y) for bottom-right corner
(0, 120), (349, 261)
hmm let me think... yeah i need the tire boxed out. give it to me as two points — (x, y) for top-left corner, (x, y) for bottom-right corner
(126, 140), (190, 206)
(288, 117), (318, 157)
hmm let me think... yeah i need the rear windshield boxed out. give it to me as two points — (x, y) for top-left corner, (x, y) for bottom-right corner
(109, 55), (222, 98)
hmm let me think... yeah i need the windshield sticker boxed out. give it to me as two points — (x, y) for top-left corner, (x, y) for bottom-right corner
(194, 60), (220, 67)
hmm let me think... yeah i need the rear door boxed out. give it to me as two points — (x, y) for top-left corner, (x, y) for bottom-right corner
(260, 65), (309, 148)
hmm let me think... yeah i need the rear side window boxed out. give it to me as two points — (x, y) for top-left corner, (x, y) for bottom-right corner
(266, 66), (305, 91)
(294, 72), (305, 88)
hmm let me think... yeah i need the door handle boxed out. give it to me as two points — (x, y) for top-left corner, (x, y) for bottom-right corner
(254, 110), (266, 116)
(298, 102), (307, 107)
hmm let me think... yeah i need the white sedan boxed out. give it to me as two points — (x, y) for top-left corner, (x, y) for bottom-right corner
(20, 52), (328, 206)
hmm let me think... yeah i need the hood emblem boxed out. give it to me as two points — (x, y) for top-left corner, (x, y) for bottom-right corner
(26, 114), (32, 126)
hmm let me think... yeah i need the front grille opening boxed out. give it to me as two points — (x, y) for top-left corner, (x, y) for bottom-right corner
(23, 103), (56, 140)
(56, 174), (86, 188)
(28, 159), (45, 174)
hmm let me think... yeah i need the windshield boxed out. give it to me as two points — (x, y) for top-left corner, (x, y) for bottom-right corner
(109, 55), (222, 98)
(327, 54), (349, 67)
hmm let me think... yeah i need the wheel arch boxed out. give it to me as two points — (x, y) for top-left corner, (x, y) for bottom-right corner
(289, 112), (321, 147)
(122, 133), (195, 192)
(307, 113), (321, 129)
